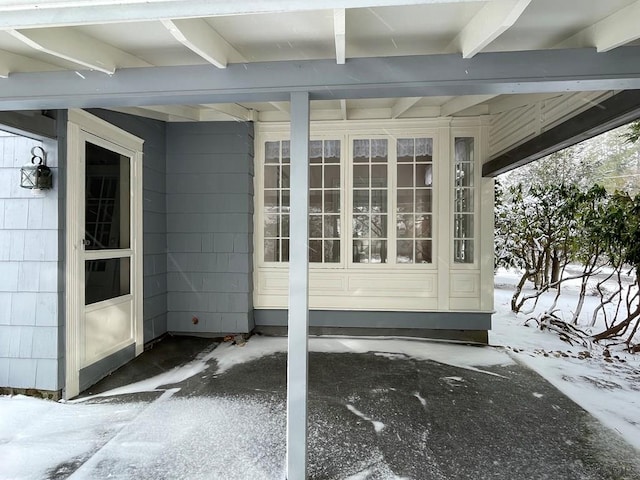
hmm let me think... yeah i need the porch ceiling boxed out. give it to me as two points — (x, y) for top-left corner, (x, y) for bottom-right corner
(0, 0), (639, 123)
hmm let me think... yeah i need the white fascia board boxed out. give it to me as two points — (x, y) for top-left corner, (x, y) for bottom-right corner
(447, 0), (532, 59)
(200, 103), (257, 122)
(0, 1), (488, 29)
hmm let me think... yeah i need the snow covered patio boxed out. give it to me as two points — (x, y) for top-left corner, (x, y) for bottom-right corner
(2, 334), (639, 480)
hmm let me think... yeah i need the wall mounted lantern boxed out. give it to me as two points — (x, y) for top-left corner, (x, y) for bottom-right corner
(20, 146), (53, 193)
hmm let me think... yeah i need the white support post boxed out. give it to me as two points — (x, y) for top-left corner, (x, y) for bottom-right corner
(286, 91), (310, 480)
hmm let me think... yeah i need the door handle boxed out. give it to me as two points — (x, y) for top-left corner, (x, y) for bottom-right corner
(82, 239), (91, 247)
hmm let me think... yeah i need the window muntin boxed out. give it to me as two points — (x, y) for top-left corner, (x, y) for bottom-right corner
(453, 137), (474, 264)
(396, 138), (433, 264)
(309, 140), (341, 263)
(264, 140), (290, 262)
(352, 139), (389, 264)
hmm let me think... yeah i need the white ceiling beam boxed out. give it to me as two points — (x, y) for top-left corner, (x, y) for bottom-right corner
(7, 28), (148, 74)
(340, 99), (348, 120)
(440, 94), (498, 116)
(161, 18), (245, 69)
(391, 97), (422, 119)
(200, 103), (257, 122)
(447, 0), (531, 59)
(0, 1), (488, 29)
(334, 8), (346, 65)
(554, 0), (640, 53)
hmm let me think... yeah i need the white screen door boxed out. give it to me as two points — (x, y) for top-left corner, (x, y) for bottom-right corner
(65, 110), (143, 399)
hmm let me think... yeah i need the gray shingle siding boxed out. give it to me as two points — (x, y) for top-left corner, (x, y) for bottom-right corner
(166, 122), (254, 335)
(0, 131), (62, 391)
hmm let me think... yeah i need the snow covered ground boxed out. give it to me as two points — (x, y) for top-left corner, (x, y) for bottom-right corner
(492, 268), (640, 452)
(1, 270), (639, 479)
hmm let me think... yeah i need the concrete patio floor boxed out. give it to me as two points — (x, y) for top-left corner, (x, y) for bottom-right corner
(56, 334), (640, 479)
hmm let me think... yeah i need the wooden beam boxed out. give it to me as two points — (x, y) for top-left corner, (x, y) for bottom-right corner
(143, 105), (202, 121)
(161, 18), (245, 68)
(391, 97), (421, 118)
(2, 48), (640, 110)
(483, 90), (640, 177)
(270, 102), (290, 113)
(555, 0), (640, 53)
(0, 49), (62, 78)
(440, 94), (498, 116)
(448, 0), (531, 58)
(7, 28), (147, 74)
(340, 99), (348, 120)
(334, 8), (346, 65)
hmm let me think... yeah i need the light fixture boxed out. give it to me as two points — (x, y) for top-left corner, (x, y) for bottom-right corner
(20, 146), (53, 193)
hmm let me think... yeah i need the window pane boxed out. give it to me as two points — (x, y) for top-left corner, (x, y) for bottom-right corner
(85, 142), (130, 250)
(415, 138), (433, 162)
(324, 140), (340, 163)
(309, 140), (323, 164)
(264, 215), (280, 237)
(309, 215), (323, 238)
(325, 165), (340, 188)
(353, 139), (369, 162)
(282, 214), (289, 238)
(264, 190), (279, 212)
(310, 165), (322, 189)
(397, 164), (413, 188)
(324, 240), (340, 263)
(455, 162), (473, 187)
(397, 214), (413, 238)
(324, 190), (340, 213)
(415, 189), (432, 213)
(310, 190), (322, 213)
(371, 139), (388, 162)
(454, 214), (474, 239)
(371, 165), (387, 187)
(353, 165), (369, 187)
(282, 141), (290, 163)
(416, 240), (432, 263)
(397, 240), (413, 263)
(397, 190), (413, 213)
(371, 190), (387, 213)
(371, 215), (387, 238)
(371, 240), (388, 263)
(353, 215), (369, 237)
(417, 164), (433, 187)
(282, 239), (290, 262)
(282, 190), (290, 210)
(415, 214), (432, 238)
(309, 240), (323, 262)
(353, 240), (369, 263)
(324, 215), (340, 238)
(264, 166), (279, 188)
(353, 191), (369, 212)
(85, 258), (130, 305)
(454, 239), (473, 264)
(281, 165), (290, 188)
(397, 138), (414, 162)
(265, 141), (280, 163)
(455, 188), (473, 213)
(264, 239), (278, 262)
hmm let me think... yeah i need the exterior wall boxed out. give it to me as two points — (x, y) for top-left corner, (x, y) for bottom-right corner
(88, 109), (168, 343)
(166, 122), (254, 335)
(0, 130), (62, 393)
(253, 117), (494, 331)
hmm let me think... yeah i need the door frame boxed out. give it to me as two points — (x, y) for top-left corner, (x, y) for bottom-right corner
(65, 109), (144, 399)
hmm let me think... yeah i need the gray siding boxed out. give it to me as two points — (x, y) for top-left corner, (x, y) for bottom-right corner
(89, 110), (168, 343)
(0, 131), (62, 391)
(166, 122), (254, 334)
